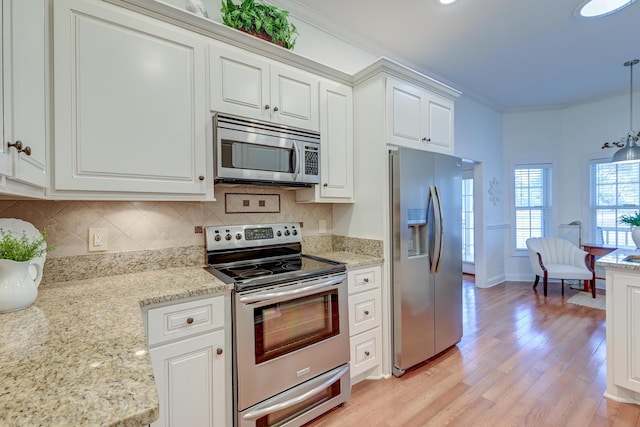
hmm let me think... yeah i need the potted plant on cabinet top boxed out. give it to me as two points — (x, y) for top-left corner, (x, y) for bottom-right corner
(220, 0), (298, 49)
(620, 211), (640, 248)
(0, 229), (49, 313)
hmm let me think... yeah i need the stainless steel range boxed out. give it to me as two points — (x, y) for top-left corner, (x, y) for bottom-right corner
(205, 222), (351, 427)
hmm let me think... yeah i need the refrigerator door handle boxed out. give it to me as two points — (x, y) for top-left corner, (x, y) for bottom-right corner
(429, 185), (444, 274)
(434, 185), (445, 273)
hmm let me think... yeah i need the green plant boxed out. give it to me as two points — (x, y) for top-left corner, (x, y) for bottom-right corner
(220, 0), (298, 49)
(0, 229), (49, 262)
(620, 211), (640, 227)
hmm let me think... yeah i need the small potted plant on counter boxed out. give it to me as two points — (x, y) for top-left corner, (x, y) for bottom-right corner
(220, 0), (298, 49)
(0, 228), (49, 313)
(620, 211), (640, 248)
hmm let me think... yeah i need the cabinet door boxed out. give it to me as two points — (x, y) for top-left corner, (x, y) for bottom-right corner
(613, 273), (640, 393)
(0, 0), (48, 189)
(319, 81), (353, 199)
(270, 63), (319, 131)
(210, 43), (271, 122)
(53, 0), (209, 196)
(425, 92), (454, 154)
(150, 330), (226, 427)
(386, 77), (424, 148)
(297, 80), (352, 203)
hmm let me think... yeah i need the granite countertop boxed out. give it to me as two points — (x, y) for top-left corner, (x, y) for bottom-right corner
(596, 248), (640, 271)
(308, 251), (384, 270)
(0, 266), (228, 427)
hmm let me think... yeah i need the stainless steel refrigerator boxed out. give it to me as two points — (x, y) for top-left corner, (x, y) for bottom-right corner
(390, 147), (463, 377)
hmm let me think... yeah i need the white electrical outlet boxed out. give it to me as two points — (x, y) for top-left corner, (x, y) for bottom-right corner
(319, 220), (327, 234)
(89, 228), (108, 251)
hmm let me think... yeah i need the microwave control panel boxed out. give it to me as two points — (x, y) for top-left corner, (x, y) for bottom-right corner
(304, 146), (319, 176)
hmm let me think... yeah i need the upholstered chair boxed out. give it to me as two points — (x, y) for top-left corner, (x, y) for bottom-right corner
(525, 237), (596, 298)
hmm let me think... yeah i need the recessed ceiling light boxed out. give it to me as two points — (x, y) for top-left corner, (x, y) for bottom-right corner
(575, 0), (636, 18)
(439, 0), (458, 5)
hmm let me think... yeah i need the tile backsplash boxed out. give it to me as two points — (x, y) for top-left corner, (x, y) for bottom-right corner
(0, 186), (332, 257)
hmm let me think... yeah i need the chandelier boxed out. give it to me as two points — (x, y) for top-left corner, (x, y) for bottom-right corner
(602, 59), (640, 162)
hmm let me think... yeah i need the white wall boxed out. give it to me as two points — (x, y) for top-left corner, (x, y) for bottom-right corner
(503, 90), (637, 282)
(454, 96), (504, 287)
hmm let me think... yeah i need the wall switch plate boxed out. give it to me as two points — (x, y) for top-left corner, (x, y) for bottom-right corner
(89, 228), (108, 251)
(319, 220), (327, 234)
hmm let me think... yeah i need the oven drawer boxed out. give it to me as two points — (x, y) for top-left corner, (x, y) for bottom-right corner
(147, 296), (225, 346)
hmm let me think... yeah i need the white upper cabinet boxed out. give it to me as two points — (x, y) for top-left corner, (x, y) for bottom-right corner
(53, 0), (212, 199)
(386, 76), (455, 155)
(210, 41), (319, 131)
(0, 0), (49, 197)
(297, 80), (354, 203)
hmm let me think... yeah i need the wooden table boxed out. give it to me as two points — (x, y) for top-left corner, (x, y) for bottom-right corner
(582, 243), (617, 291)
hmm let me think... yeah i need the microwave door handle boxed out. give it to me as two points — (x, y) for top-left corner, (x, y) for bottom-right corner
(242, 365), (349, 421)
(292, 140), (300, 181)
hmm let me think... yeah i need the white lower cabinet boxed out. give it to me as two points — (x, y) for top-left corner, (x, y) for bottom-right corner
(606, 268), (640, 404)
(145, 294), (230, 427)
(348, 265), (382, 383)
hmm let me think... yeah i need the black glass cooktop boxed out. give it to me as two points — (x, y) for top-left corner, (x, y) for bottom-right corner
(206, 254), (345, 291)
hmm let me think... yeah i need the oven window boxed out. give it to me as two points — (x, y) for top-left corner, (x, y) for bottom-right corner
(221, 140), (293, 173)
(255, 381), (341, 427)
(254, 290), (339, 364)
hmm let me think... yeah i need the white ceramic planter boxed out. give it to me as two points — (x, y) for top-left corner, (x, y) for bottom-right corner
(0, 259), (43, 313)
(632, 227), (640, 249)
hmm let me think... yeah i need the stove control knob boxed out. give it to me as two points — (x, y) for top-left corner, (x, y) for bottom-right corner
(225, 233), (232, 241)
(284, 230), (291, 236)
(292, 230), (298, 236)
(214, 234), (222, 242)
(276, 230), (282, 237)
(235, 233), (242, 240)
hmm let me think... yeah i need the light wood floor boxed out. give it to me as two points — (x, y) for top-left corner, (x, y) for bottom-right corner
(305, 276), (640, 426)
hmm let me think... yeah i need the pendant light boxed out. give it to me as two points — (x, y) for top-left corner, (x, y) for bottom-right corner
(602, 59), (640, 163)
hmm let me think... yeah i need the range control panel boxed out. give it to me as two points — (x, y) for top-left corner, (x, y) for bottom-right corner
(205, 222), (301, 251)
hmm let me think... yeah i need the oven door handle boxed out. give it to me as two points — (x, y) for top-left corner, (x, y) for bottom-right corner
(242, 364), (349, 421)
(237, 274), (346, 304)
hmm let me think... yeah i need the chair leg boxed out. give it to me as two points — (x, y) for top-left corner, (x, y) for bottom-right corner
(561, 279), (564, 296)
(543, 274), (548, 297)
(533, 275), (540, 289)
(591, 279), (596, 299)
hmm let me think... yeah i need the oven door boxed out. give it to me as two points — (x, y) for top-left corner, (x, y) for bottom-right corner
(234, 273), (349, 411)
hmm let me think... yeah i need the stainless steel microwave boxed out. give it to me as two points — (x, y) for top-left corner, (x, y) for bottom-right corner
(214, 113), (320, 187)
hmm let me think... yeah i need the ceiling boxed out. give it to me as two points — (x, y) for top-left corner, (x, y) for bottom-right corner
(274, 0), (640, 112)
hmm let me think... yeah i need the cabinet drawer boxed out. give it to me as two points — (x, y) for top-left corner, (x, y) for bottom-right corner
(147, 296), (224, 346)
(348, 266), (380, 295)
(348, 289), (381, 336)
(350, 328), (381, 378)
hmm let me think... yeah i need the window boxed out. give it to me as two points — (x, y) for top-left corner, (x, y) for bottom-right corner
(462, 175), (474, 263)
(514, 164), (552, 250)
(590, 160), (640, 247)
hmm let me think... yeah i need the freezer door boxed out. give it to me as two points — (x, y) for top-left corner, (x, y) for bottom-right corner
(391, 149), (436, 374)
